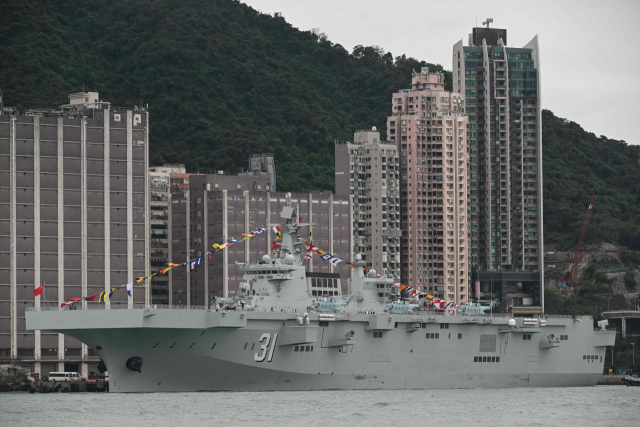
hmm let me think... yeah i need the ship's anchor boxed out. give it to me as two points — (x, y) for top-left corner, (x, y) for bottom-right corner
(126, 356), (143, 373)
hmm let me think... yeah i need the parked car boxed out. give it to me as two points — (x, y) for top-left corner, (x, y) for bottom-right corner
(48, 372), (83, 382)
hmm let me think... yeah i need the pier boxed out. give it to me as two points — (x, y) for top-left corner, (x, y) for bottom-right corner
(28, 380), (109, 393)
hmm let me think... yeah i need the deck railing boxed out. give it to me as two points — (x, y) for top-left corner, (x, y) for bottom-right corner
(25, 304), (592, 321)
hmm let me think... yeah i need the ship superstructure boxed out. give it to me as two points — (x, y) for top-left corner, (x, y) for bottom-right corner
(26, 206), (615, 392)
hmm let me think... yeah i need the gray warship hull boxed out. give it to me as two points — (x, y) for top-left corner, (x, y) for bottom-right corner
(26, 307), (615, 392)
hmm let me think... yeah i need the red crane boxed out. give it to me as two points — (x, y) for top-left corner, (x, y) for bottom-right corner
(560, 195), (595, 286)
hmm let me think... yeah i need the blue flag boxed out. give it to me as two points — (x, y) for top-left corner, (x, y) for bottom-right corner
(190, 256), (202, 271)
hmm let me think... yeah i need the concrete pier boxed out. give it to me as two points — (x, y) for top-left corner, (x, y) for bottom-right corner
(603, 310), (640, 340)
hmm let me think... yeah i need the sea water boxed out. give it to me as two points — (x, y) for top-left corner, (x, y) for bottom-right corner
(0, 386), (637, 426)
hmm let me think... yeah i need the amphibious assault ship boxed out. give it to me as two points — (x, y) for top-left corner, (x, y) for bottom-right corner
(26, 206), (615, 392)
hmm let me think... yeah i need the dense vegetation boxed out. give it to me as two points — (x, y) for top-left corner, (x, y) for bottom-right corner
(0, 0), (448, 191)
(1, 0), (639, 251)
(543, 111), (640, 250)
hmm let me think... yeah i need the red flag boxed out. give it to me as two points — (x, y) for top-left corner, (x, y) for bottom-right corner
(33, 284), (44, 297)
(60, 298), (81, 308)
(271, 240), (281, 250)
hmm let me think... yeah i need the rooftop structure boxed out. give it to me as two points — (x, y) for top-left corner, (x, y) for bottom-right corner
(239, 153), (276, 191)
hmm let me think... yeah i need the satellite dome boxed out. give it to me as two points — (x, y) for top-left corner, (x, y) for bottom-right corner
(372, 126), (377, 131)
(262, 255), (270, 263)
(285, 254), (295, 265)
(508, 319), (516, 326)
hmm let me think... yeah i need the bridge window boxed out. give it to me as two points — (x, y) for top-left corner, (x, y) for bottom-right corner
(475, 356), (500, 362)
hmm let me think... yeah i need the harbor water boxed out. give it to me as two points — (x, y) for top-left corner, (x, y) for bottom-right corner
(0, 386), (638, 426)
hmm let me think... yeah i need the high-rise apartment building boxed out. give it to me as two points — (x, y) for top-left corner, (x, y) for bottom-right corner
(453, 26), (543, 312)
(335, 129), (401, 279)
(0, 92), (149, 377)
(386, 68), (469, 303)
(149, 164), (186, 305)
(169, 177), (351, 306)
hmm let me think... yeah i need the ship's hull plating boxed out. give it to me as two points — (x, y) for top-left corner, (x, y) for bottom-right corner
(26, 309), (615, 392)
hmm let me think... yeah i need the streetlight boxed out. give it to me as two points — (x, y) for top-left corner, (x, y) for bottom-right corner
(632, 343), (635, 373)
(608, 297), (612, 312)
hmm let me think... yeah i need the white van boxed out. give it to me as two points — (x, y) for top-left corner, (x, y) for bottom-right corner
(48, 372), (83, 382)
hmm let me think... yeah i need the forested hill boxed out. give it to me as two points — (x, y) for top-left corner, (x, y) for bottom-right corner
(1, 0), (639, 250)
(0, 0), (448, 191)
(542, 110), (640, 250)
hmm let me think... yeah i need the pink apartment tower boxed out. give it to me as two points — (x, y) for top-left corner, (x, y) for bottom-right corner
(386, 68), (470, 304)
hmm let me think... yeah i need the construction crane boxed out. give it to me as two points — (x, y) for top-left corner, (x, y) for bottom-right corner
(559, 195), (595, 286)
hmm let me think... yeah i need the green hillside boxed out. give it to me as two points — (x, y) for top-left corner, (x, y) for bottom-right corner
(542, 110), (640, 250)
(0, 0), (448, 191)
(1, 0), (639, 250)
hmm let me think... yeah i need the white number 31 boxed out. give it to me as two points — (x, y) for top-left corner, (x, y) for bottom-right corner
(254, 333), (278, 362)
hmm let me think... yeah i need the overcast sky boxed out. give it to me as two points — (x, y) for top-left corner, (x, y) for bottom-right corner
(243, 0), (639, 145)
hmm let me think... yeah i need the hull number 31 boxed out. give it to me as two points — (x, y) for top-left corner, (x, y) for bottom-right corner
(254, 333), (278, 362)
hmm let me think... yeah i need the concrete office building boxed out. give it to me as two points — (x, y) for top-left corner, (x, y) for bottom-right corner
(387, 68), (470, 303)
(335, 129), (401, 279)
(149, 164), (186, 305)
(149, 164), (275, 304)
(0, 92), (149, 376)
(453, 25), (543, 312)
(169, 176), (352, 306)
(207, 169), (273, 193)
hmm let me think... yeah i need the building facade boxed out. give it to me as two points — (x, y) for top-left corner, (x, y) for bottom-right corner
(0, 92), (149, 376)
(169, 178), (352, 306)
(149, 162), (275, 305)
(149, 164), (186, 305)
(335, 129), (400, 279)
(453, 27), (543, 311)
(386, 68), (470, 303)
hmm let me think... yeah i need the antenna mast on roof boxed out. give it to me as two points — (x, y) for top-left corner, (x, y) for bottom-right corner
(482, 18), (493, 28)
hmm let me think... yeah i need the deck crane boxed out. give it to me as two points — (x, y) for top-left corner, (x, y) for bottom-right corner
(559, 195), (595, 286)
